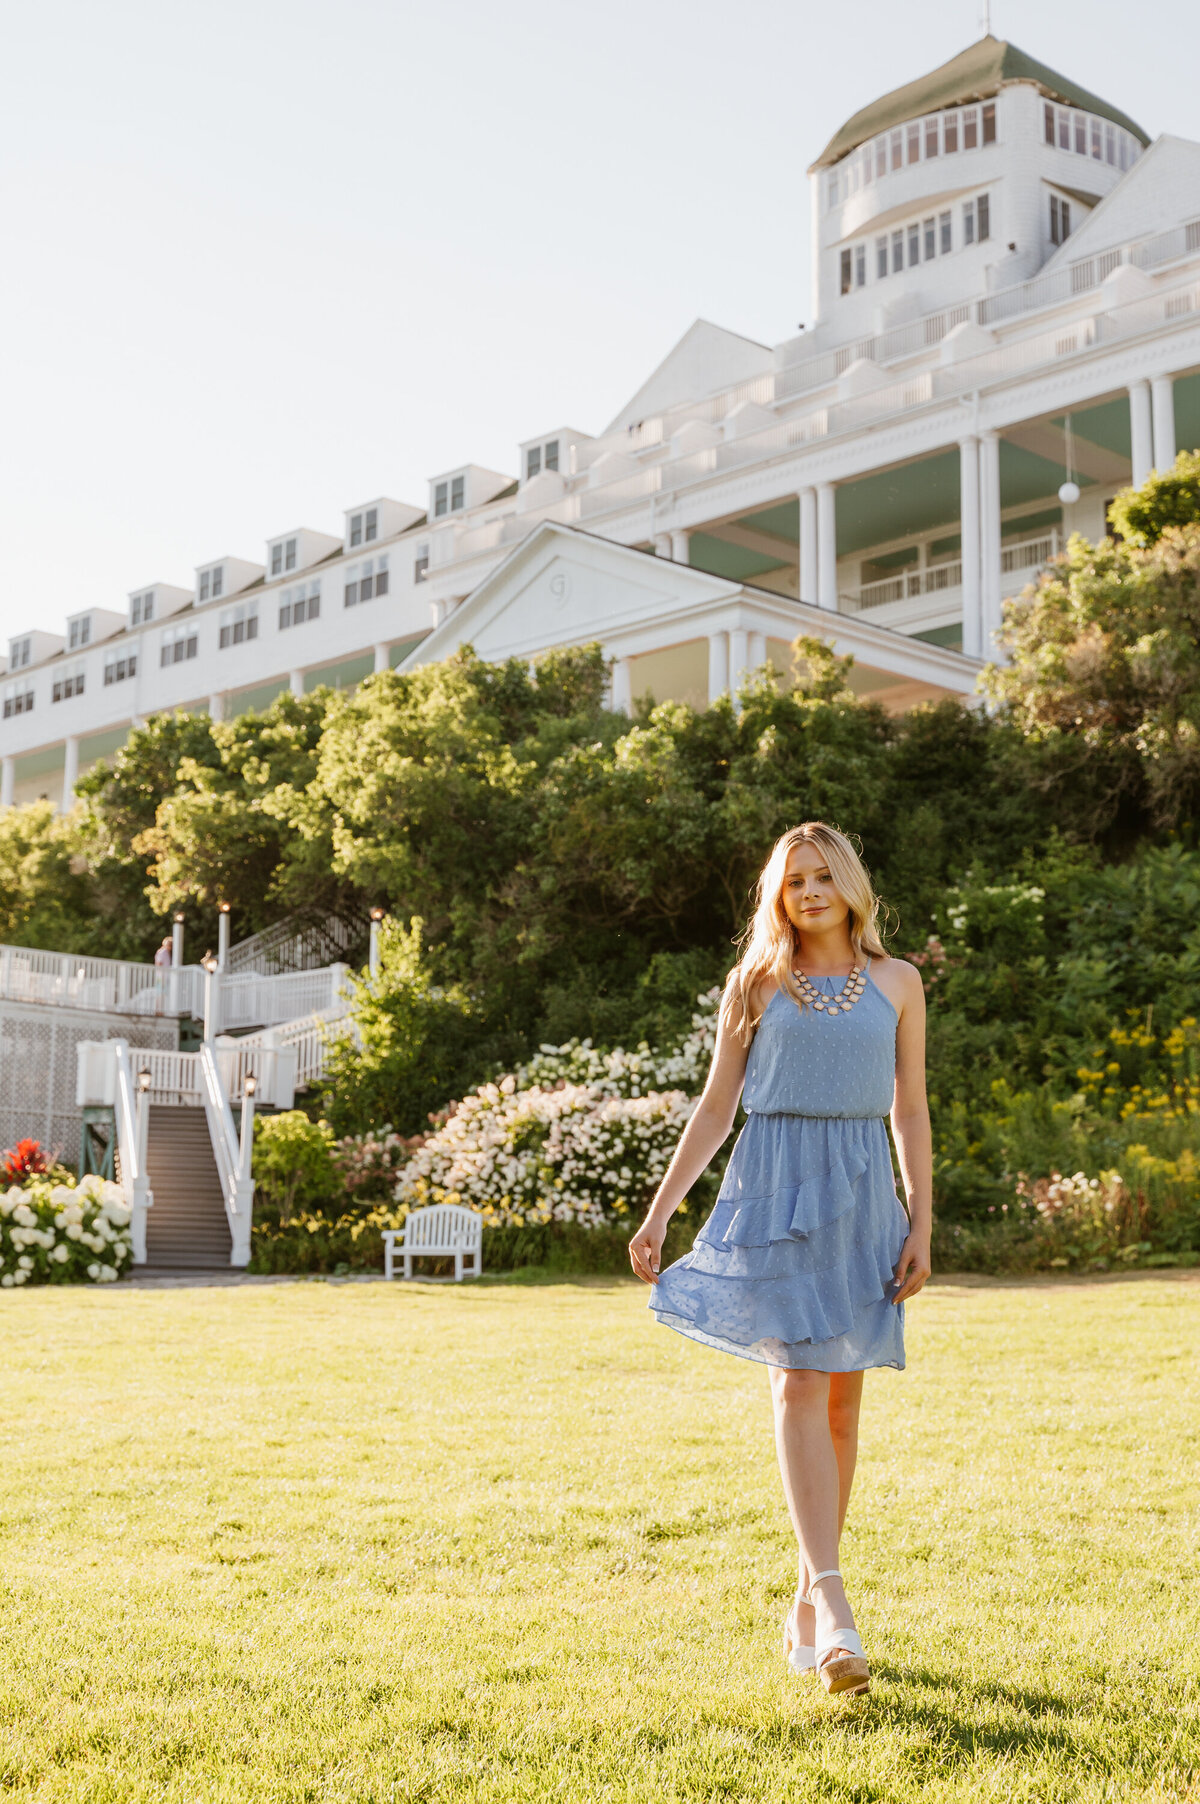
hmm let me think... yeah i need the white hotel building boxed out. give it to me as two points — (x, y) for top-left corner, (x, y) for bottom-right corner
(4, 35), (1200, 812)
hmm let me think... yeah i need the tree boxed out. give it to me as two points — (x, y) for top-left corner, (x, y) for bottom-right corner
(0, 802), (104, 952)
(984, 525), (1200, 835)
(1108, 450), (1200, 546)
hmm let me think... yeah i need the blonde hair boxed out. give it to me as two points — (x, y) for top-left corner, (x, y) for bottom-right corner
(725, 822), (888, 1045)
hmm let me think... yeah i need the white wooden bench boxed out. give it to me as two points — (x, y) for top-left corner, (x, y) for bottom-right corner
(382, 1203), (482, 1282)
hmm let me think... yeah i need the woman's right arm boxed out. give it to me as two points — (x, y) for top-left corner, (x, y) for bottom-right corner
(628, 984), (754, 1284)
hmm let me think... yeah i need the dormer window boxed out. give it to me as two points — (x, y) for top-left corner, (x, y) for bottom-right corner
(67, 618), (92, 651)
(525, 439), (561, 481)
(218, 600), (258, 648)
(1049, 195), (1072, 246)
(349, 508), (378, 548)
(130, 590), (155, 626)
(10, 637), (32, 670)
(434, 478), (466, 517)
(269, 537), (298, 578)
(199, 565), (224, 602)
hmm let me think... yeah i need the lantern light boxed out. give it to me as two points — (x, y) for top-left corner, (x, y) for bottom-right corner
(137, 1067), (152, 1092)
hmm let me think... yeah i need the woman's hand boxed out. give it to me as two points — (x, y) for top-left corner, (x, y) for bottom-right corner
(892, 1230), (931, 1304)
(629, 1215), (666, 1285)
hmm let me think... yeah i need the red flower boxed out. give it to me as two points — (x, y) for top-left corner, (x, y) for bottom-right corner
(2, 1138), (48, 1183)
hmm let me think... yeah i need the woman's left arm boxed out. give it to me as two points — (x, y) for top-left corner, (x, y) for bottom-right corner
(887, 961), (933, 1305)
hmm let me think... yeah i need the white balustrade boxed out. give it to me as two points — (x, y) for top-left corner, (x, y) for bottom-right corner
(0, 944), (202, 1016)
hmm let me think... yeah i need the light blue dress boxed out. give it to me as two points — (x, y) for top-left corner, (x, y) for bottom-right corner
(650, 965), (908, 1372)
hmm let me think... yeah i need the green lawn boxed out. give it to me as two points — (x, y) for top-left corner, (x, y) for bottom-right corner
(1, 1272), (1198, 1803)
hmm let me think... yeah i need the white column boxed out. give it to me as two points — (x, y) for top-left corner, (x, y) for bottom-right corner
(748, 630), (766, 671)
(1129, 380), (1153, 485)
(816, 482), (837, 610)
(728, 627), (750, 699)
(798, 487), (818, 604)
(373, 644), (389, 674)
(959, 435), (982, 659)
(611, 657), (633, 714)
(670, 529), (690, 563)
(289, 670), (304, 697)
(208, 692), (225, 723)
(1151, 374), (1176, 473)
(979, 431), (1003, 655)
(61, 736), (79, 811)
(707, 631), (729, 704)
(0, 756), (13, 808)
(653, 533), (672, 558)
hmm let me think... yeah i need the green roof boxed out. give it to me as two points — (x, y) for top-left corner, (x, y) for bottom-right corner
(810, 36), (1149, 170)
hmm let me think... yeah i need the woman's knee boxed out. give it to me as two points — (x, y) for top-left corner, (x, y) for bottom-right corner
(770, 1366), (829, 1412)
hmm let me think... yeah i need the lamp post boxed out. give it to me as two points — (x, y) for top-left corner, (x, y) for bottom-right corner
(171, 913), (185, 1014)
(217, 902), (231, 971)
(136, 1065), (152, 1174)
(239, 1070), (257, 1180)
(201, 952), (220, 1042)
(369, 906), (386, 975)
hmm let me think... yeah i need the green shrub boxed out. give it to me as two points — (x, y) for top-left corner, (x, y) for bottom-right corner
(252, 1112), (337, 1223)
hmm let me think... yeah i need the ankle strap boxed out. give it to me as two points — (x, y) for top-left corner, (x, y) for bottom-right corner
(809, 1569), (842, 1590)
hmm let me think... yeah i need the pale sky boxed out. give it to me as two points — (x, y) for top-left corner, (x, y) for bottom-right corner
(0, 0), (1194, 647)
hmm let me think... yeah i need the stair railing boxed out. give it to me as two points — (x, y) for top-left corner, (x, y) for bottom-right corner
(198, 1041), (253, 1266)
(108, 1041), (153, 1264)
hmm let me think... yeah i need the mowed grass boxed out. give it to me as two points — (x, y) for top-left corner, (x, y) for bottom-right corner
(0, 1273), (1198, 1803)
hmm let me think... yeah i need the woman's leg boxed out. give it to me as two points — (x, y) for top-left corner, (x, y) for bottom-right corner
(771, 1366), (859, 1654)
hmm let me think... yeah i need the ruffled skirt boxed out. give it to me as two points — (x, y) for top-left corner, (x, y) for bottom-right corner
(650, 1113), (908, 1372)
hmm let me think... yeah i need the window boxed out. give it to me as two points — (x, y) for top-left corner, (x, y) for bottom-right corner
(907, 121), (920, 163)
(10, 637), (32, 670)
(891, 230), (903, 274)
(963, 106), (978, 150)
(1045, 102), (1055, 146)
(450, 475), (465, 511)
(349, 509), (378, 547)
(52, 662), (85, 703)
(944, 111), (958, 154)
(907, 223), (920, 265)
(344, 554), (390, 607)
(964, 199), (976, 246)
(434, 481), (448, 517)
(68, 618), (91, 650)
(840, 248), (852, 295)
(218, 600), (258, 648)
(160, 625), (198, 666)
(1050, 194), (1072, 245)
(544, 439), (559, 472)
(876, 235), (888, 279)
(982, 101), (996, 144)
(198, 566), (223, 601)
(854, 243), (866, 287)
(2, 682), (33, 718)
(1105, 122), (1116, 165)
(859, 144), (872, 187)
(875, 138), (886, 179)
(940, 210), (952, 254)
(414, 544), (430, 584)
(925, 116), (939, 158)
(270, 537), (298, 577)
(104, 653), (137, 685)
(924, 217), (936, 261)
(827, 171), (839, 208)
(130, 590), (154, 626)
(279, 580), (320, 629)
(890, 129), (902, 170)
(978, 192), (990, 241)
(526, 446), (541, 480)
(1074, 114), (1087, 155)
(1091, 118), (1102, 160)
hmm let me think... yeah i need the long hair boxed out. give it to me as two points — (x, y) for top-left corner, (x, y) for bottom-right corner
(725, 822), (888, 1045)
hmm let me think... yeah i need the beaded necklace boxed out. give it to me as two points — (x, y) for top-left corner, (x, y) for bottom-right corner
(792, 961), (868, 1017)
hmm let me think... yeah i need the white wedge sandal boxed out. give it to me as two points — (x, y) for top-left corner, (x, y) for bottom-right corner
(782, 1586), (816, 1675)
(809, 1568), (871, 1696)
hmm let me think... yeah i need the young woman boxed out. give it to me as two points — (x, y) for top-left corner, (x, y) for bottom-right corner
(629, 822), (931, 1697)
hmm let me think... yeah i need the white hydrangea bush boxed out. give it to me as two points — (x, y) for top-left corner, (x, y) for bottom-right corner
(394, 988), (721, 1231)
(0, 1176), (132, 1288)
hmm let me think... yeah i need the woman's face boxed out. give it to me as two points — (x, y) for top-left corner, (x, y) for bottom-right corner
(781, 841), (851, 938)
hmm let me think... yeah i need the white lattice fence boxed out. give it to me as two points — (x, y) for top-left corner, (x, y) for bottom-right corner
(0, 1000), (177, 1167)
